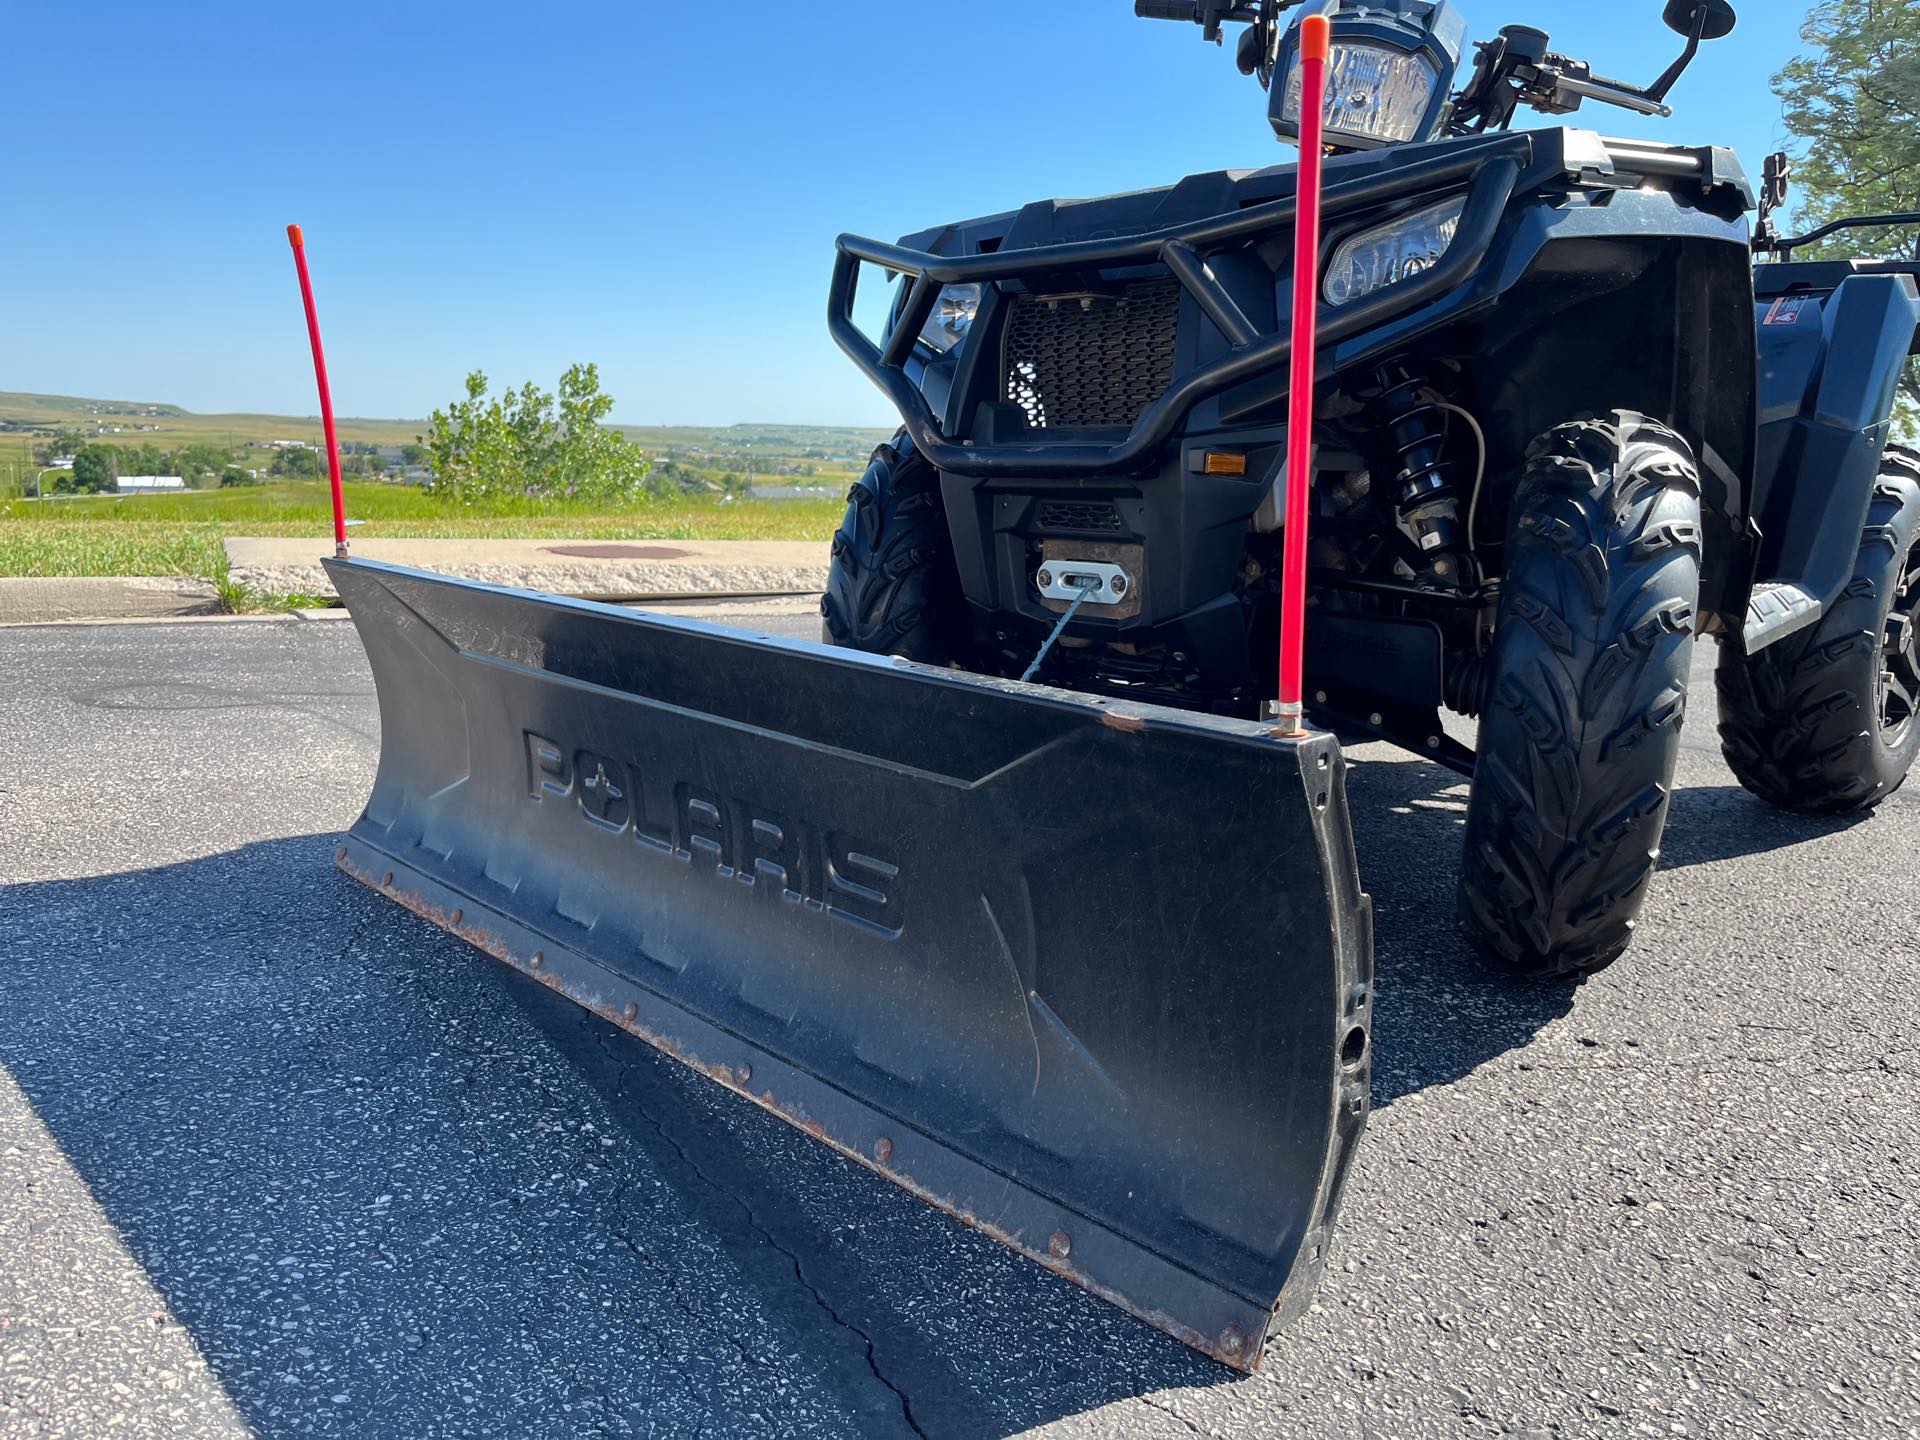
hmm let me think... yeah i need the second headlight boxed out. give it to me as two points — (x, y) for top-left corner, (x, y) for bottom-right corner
(919, 283), (982, 354)
(1323, 197), (1467, 308)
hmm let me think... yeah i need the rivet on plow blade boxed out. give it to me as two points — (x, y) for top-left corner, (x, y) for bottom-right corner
(323, 557), (1372, 1371)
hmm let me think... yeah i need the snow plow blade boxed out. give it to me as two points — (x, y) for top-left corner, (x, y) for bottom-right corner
(326, 557), (1373, 1370)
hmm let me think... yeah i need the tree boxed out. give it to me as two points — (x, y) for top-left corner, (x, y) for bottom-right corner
(70, 444), (118, 492)
(400, 443), (428, 466)
(35, 429), (85, 465)
(177, 443), (232, 486)
(1774, 0), (1920, 423)
(220, 466), (262, 488)
(548, 363), (650, 502)
(272, 446), (324, 479)
(421, 365), (651, 503)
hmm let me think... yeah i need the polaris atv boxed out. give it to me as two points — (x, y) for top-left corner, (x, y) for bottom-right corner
(826, 0), (1920, 978)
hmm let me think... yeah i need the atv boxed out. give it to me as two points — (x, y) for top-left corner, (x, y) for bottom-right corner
(318, 0), (1920, 1369)
(826, 0), (1920, 978)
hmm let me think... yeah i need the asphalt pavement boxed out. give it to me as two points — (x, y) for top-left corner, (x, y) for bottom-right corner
(1, 613), (1915, 1439)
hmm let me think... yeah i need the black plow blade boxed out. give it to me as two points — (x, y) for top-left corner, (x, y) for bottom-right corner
(325, 557), (1373, 1369)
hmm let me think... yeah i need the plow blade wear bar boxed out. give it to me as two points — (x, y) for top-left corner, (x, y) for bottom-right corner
(325, 557), (1373, 1370)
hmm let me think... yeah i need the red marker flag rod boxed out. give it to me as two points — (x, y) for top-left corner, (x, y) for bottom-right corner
(1274, 13), (1331, 736)
(286, 224), (348, 557)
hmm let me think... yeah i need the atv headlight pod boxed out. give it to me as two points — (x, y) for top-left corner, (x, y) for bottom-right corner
(1280, 42), (1440, 148)
(919, 283), (982, 354)
(1323, 196), (1466, 307)
(1269, 2), (1465, 151)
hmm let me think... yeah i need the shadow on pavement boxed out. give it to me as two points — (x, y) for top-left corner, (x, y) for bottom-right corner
(5, 762), (1843, 1433)
(1659, 783), (1872, 869)
(1342, 753), (1578, 1108)
(0, 838), (1223, 1439)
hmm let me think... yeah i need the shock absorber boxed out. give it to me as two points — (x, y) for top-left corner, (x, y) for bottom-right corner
(1375, 368), (1471, 586)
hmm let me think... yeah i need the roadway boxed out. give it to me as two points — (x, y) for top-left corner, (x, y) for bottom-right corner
(1, 611), (1914, 1438)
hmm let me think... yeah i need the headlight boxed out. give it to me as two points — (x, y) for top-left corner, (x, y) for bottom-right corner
(1323, 197), (1466, 307)
(919, 283), (981, 354)
(1280, 42), (1441, 148)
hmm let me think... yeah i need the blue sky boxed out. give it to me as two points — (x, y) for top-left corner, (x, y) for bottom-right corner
(3, 1), (1808, 427)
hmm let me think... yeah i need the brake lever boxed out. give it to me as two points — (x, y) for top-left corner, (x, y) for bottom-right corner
(1518, 51), (1674, 120)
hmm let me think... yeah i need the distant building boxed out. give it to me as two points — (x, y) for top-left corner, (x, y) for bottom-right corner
(117, 475), (186, 493)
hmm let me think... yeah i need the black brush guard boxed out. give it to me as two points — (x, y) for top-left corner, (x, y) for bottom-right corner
(829, 138), (1527, 478)
(326, 557), (1372, 1368)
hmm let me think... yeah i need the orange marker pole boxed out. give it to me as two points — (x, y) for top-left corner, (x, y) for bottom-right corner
(1274, 13), (1331, 736)
(286, 224), (348, 557)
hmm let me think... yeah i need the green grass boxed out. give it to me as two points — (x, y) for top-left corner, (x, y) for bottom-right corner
(0, 480), (843, 595)
(0, 391), (868, 607)
(0, 521), (229, 579)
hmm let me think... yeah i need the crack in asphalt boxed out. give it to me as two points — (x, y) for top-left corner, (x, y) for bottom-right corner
(605, 1222), (759, 1368)
(1137, 1392), (1211, 1437)
(586, 1023), (928, 1440)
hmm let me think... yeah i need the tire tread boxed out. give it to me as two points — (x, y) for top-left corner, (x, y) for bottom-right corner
(1459, 411), (1703, 979)
(1714, 447), (1920, 814)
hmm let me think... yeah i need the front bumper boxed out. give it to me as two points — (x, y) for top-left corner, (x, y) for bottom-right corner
(829, 129), (1751, 481)
(830, 136), (1528, 478)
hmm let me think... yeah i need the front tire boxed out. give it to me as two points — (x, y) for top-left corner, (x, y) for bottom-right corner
(1714, 447), (1920, 814)
(1459, 412), (1703, 979)
(821, 431), (962, 664)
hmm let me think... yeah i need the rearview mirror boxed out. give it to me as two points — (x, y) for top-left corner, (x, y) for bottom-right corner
(1663, 0), (1736, 40)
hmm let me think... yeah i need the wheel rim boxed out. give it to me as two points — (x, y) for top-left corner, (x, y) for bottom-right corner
(1881, 542), (1920, 745)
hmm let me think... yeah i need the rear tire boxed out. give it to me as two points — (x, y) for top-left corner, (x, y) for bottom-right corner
(821, 431), (962, 664)
(1714, 447), (1920, 814)
(1459, 412), (1703, 979)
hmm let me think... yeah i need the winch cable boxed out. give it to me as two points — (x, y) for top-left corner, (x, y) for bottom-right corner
(1021, 577), (1103, 683)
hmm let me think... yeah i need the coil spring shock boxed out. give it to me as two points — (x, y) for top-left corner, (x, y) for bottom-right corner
(1376, 369), (1469, 584)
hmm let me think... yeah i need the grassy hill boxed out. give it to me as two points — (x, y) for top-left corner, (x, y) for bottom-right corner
(0, 391), (890, 483)
(0, 390), (421, 451)
(0, 391), (875, 596)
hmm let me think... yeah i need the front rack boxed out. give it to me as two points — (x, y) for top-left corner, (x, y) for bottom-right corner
(828, 134), (1532, 479)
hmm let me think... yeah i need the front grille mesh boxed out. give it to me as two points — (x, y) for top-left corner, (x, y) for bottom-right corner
(1003, 279), (1180, 429)
(1034, 500), (1124, 534)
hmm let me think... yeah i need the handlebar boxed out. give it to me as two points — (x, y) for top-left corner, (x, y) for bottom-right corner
(1133, 1), (1270, 24)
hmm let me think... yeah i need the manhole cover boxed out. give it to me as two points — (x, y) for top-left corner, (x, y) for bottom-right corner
(541, 544), (692, 560)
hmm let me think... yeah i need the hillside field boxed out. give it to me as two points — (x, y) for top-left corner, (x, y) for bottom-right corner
(0, 391), (875, 597)
(0, 390), (891, 499)
(0, 481), (844, 583)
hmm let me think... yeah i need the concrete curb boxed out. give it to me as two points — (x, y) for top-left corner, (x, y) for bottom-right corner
(0, 577), (221, 626)
(224, 537), (829, 601)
